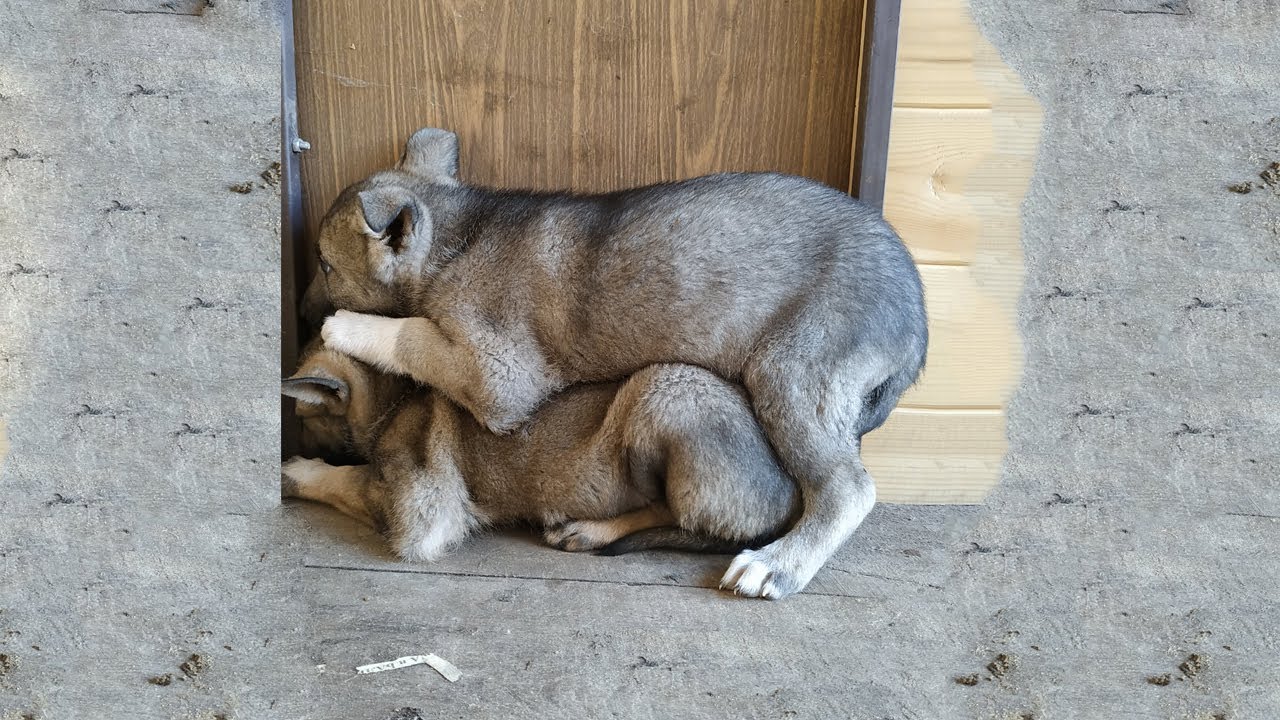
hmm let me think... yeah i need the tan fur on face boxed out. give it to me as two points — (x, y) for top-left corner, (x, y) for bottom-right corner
(312, 195), (402, 317)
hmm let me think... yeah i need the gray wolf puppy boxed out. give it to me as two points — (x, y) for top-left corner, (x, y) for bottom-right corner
(281, 342), (799, 567)
(314, 128), (927, 598)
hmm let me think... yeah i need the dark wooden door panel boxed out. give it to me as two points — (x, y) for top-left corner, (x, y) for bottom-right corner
(294, 0), (866, 244)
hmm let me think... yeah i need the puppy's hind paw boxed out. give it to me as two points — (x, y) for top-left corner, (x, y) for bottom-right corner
(543, 520), (616, 552)
(720, 548), (807, 600)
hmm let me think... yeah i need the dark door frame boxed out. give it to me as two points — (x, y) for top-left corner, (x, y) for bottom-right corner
(852, 0), (901, 208)
(280, 0), (304, 457)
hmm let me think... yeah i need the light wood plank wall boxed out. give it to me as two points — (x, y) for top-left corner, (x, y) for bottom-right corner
(862, 0), (1042, 503)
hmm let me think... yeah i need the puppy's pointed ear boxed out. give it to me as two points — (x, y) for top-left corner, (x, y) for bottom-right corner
(281, 374), (350, 412)
(358, 187), (433, 281)
(398, 128), (459, 185)
(358, 187), (417, 238)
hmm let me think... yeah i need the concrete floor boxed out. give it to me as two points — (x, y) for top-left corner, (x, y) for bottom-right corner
(2, 1), (1277, 718)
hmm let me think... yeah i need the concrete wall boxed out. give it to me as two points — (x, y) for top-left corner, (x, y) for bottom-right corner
(0, 2), (302, 717)
(961, 0), (1280, 715)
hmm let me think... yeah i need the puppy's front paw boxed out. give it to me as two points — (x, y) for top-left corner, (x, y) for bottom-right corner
(321, 310), (402, 368)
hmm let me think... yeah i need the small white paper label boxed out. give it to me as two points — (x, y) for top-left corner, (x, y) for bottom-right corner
(356, 654), (461, 682)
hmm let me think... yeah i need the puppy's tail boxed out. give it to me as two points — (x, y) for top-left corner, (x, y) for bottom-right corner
(596, 527), (746, 556)
(858, 366), (921, 438)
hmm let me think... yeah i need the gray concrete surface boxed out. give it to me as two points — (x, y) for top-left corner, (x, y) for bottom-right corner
(0, 2), (294, 719)
(2, 1), (1277, 718)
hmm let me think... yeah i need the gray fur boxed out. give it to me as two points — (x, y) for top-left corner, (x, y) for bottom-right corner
(282, 346), (801, 569)
(314, 128), (928, 598)
(281, 375), (347, 405)
(397, 127), (460, 185)
(357, 188), (414, 236)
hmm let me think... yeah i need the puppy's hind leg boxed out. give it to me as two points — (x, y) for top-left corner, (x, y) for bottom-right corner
(732, 344), (887, 599)
(282, 457), (383, 528)
(544, 505), (675, 552)
(624, 365), (801, 546)
(382, 456), (482, 562)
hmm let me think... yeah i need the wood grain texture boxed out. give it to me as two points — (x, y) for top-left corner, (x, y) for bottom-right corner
(863, 408), (1008, 504)
(885, 107), (993, 265)
(876, 0), (1042, 503)
(899, 265), (1019, 409)
(893, 0), (989, 108)
(294, 0), (866, 248)
(895, 58), (989, 109)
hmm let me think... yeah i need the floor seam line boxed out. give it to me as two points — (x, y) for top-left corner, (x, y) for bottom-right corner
(300, 562), (879, 599)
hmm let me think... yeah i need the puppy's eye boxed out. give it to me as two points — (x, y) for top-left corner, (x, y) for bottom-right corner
(319, 257), (333, 274)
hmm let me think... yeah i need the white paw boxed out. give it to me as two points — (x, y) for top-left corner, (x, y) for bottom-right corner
(721, 550), (777, 599)
(720, 547), (811, 600)
(321, 310), (402, 368)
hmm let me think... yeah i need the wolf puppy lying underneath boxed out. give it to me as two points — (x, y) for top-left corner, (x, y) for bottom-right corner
(282, 341), (798, 566)
(315, 128), (927, 598)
